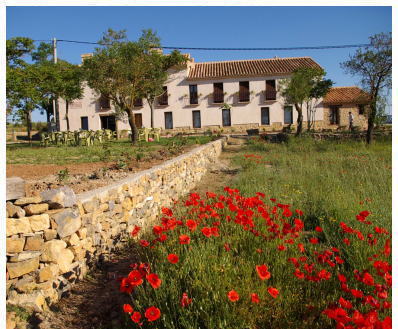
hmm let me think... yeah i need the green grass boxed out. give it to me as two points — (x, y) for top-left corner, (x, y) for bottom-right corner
(6, 136), (214, 165)
(118, 137), (391, 329)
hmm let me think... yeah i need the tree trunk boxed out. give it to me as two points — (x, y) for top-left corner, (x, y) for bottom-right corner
(65, 100), (70, 131)
(149, 101), (154, 128)
(295, 103), (303, 136)
(127, 108), (138, 144)
(26, 110), (32, 146)
(366, 102), (376, 144)
(46, 107), (51, 132)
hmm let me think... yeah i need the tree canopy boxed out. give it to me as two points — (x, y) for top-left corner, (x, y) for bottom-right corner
(341, 32), (392, 144)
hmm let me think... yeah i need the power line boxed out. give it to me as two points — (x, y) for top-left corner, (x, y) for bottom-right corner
(33, 39), (371, 51)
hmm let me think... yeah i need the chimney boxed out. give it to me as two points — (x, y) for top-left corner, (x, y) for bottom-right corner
(81, 53), (93, 64)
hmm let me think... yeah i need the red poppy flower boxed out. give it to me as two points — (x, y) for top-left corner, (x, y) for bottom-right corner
(277, 245), (286, 251)
(351, 289), (364, 298)
(128, 270), (143, 286)
(123, 304), (133, 313)
(206, 191), (217, 199)
(131, 312), (141, 323)
(295, 209), (303, 216)
(179, 235), (190, 244)
(298, 243), (305, 253)
(251, 293), (260, 303)
(211, 227), (220, 237)
(362, 272), (374, 286)
(145, 306), (161, 322)
(339, 297), (352, 309)
(267, 287), (279, 298)
(224, 243), (231, 251)
(162, 207), (173, 217)
(131, 225), (141, 237)
(228, 290), (239, 302)
(256, 265), (271, 280)
(180, 292), (193, 307)
(201, 227), (212, 238)
(343, 238), (351, 246)
(167, 253), (179, 264)
(146, 273), (162, 289)
(185, 219), (197, 231)
(139, 239), (150, 247)
(294, 268), (305, 279)
(120, 278), (135, 294)
(152, 225), (163, 235)
(315, 226), (323, 232)
(309, 238), (319, 244)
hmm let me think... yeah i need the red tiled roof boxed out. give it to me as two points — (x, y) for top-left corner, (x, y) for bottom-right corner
(323, 87), (371, 105)
(187, 57), (322, 80)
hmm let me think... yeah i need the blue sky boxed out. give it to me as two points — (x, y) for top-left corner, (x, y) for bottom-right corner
(6, 6), (392, 121)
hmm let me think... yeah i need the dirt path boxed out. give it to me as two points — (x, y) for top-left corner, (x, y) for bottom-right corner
(29, 136), (246, 329)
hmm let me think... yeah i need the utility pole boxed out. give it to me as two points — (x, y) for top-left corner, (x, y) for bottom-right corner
(52, 37), (59, 131)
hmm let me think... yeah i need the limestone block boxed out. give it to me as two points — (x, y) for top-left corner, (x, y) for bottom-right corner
(40, 186), (77, 209)
(7, 290), (47, 312)
(24, 203), (49, 216)
(28, 214), (50, 232)
(44, 229), (57, 241)
(6, 218), (32, 236)
(14, 196), (42, 206)
(38, 264), (59, 282)
(25, 235), (44, 251)
(53, 209), (81, 238)
(40, 240), (67, 263)
(77, 228), (87, 239)
(82, 199), (99, 213)
(9, 251), (42, 262)
(6, 237), (25, 253)
(7, 257), (40, 279)
(14, 276), (36, 293)
(6, 311), (16, 329)
(6, 202), (26, 218)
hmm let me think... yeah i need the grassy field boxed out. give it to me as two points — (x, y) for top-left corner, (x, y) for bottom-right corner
(118, 137), (391, 329)
(6, 136), (214, 165)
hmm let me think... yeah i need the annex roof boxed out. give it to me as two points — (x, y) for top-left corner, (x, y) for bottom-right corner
(323, 86), (371, 105)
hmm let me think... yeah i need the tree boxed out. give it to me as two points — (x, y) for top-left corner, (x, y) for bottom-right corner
(138, 30), (187, 128)
(83, 29), (186, 142)
(341, 32), (392, 144)
(306, 79), (334, 131)
(55, 61), (84, 130)
(279, 67), (333, 136)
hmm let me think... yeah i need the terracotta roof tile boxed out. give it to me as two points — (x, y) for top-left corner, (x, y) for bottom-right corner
(187, 57), (322, 80)
(323, 87), (371, 105)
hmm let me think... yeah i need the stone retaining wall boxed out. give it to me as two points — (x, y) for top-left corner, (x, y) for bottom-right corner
(6, 138), (225, 312)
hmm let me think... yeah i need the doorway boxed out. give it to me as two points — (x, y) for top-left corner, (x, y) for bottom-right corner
(261, 107), (270, 125)
(134, 113), (143, 128)
(222, 108), (231, 127)
(100, 115), (116, 131)
(192, 111), (201, 128)
(165, 112), (173, 129)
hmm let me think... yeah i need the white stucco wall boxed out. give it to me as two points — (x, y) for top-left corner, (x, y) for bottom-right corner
(57, 68), (325, 131)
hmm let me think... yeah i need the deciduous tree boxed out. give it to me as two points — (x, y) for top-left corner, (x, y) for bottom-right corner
(341, 32), (392, 144)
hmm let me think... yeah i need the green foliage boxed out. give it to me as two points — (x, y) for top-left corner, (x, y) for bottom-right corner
(341, 32), (392, 143)
(56, 168), (70, 183)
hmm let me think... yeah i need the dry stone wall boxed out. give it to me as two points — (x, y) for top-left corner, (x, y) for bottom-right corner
(6, 138), (225, 312)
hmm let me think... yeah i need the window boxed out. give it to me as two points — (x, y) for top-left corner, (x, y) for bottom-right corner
(192, 111), (201, 128)
(158, 86), (168, 105)
(99, 94), (110, 109)
(284, 106), (293, 124)
(189, 85), (198, 105)
(164, 112), (173, 129)
(265, 80), (277, 100)
(134, 98), (143, 107)
(81, 117), (88, 130)
(329, 106), (340, 125)
(213, 83), (224, 103)
(239, 81), (250, 102)
(261, 107), (270, 125)
(358, 104), (365, 115)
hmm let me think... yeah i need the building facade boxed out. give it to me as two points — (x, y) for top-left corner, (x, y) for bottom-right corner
(57, 56), (368, 133)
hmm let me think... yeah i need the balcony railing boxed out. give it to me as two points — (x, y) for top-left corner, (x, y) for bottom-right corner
(265, 90), (277, 101)
(158, 93), (168, 106)
(213, 91), (224, 103)
(239, 90), (250, 102)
